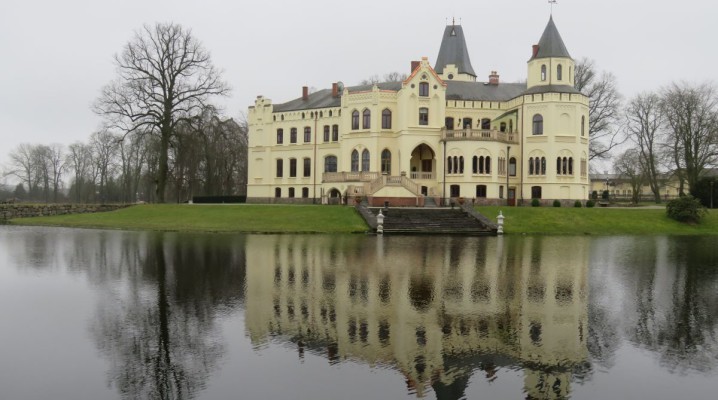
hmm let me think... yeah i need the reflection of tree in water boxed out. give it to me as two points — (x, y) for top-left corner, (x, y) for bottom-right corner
(91, 234), (245, 400)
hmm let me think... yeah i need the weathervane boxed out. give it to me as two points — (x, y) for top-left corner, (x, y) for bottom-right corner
(549, 0), (557, 15)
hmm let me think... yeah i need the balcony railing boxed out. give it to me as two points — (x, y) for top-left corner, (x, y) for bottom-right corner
(410, 172), (434, 180)
(323, 171), (379, 183)
(442, 128), (519, 144)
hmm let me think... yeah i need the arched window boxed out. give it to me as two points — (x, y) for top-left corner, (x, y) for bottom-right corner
(529, 157), (534, 175)
(351, 150), (359, 172)
(541, 65), (547, 81)
(479, 156), (485, 174)
(361, 149), (370, 172)
(568, 157), (574, 175)
(557, 64), (563, 81)
(447, 156), (453, 173)
(351, 110), (359, 130)
(288, 187), (295, 198)
(509, 157), (517, 176)
(381, 149), (391, 174)
(332, 125), (339, 141)
(290, 127), (297, 143)
(581, 116), (586, 137)
(459, 156), (464, 174)
(532, 114), (543, 135)
(276, 128), (284, 144)
(382, 109), (392, 129)
(419, 107), (429, 125)
(302, 187), (309, 198)
(323, 125), (330, 142)
(485, 156), (491, 174)
(304, 127), (311, 143)
(419, 82), (429, 97)
(275, 187), (281, 198)
(472, 156), (478, 173)
(362, 109), (371, 129)
(324, 155), (337, 172)
(556, 157), (562, 174)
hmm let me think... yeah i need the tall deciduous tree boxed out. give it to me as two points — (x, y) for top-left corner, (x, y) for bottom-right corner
(661, 82), (718, 196)
(614, 148), (644, 204)
(574, 58), (623, 161)
(94, 23), (229, 203)
(625, 92), (664, 203)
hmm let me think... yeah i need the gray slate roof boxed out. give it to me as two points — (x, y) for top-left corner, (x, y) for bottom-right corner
(434, 25), (476, 76)
(533, 16), (572, 60)
(523, 84), (581, 95)
(446, 81), (527, 101)
(273, 82), (403, 112)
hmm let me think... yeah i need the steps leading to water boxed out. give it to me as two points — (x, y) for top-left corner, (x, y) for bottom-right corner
(370, 207), (495, 235)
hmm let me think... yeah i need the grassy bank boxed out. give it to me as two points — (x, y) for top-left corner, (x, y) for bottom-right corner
(8, 204), (369, 234)
(477, 205), (718, 235)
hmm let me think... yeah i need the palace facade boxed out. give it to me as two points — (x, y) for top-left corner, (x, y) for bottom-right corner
(247, 17), (589, 206)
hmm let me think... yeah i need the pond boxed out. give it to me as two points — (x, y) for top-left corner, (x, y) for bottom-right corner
(1, 226), (717, 399)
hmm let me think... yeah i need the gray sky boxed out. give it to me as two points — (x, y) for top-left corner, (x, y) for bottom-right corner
(1, 0), (716, 183)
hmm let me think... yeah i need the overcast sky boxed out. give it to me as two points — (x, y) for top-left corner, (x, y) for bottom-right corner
(1, 0), (716, 184)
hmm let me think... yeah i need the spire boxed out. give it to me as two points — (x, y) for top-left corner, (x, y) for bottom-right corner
(532, 16), (572, 60)
(434, 24), (476, 76)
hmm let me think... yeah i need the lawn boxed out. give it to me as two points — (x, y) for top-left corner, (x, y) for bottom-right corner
(8, 204), (369, 234)
(476, 205), (718, 235)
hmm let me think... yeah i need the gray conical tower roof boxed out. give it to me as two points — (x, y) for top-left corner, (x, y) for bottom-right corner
(532, 16), (572, 59)
(434, 24), (476, 76)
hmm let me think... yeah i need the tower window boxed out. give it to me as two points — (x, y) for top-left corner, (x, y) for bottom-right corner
(419, 82), (429, 97)
(382, 109), (392, 129)
(351, 110), (359, 130)
(419, 107), (429, 125)
(532, 114), (544, 135)
(351, 150), (359, 172)
(557, 64), (563, 81)
(541, 65), (547, 81)
(362, 109), (371, 129)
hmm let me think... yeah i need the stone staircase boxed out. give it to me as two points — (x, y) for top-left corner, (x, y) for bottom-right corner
(370, 207), (496, 235)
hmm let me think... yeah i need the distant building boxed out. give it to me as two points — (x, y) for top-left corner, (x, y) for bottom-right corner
(247, 17), (589, 206)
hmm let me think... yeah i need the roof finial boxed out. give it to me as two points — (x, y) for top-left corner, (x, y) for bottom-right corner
(549, 0), (557, 15)
(452, 16), (455, 26)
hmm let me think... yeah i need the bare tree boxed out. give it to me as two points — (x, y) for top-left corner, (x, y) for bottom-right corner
(574, 58), (624, 160)
(661, 82), (718, 196)
(6, 143), (36, 196)
(625, 92), (664, 203)
(614, 149), (644, 204)
(67, 142), (93, 203)
(90, 130), (120, 203)
(94, 23), (229, 202)
(359, 72), (408, 85)
(45, 144), (66, 202)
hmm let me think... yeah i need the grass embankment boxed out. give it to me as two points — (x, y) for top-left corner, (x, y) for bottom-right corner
(477, 205), (718, 235)
(9, 204), (369, 234)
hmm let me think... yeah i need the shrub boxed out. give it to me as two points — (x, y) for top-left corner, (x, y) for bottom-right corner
(574, 200), (582, 208)
(531, 198), (541, 207)
(602, 190), (609, 201)
(666, 195), (707, 223)
(591, 191), (598, 200)
(586, 200), (595, 208)
(553, 200), (561, 207)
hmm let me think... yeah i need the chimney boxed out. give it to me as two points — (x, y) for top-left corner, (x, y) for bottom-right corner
(302, 86), (309, 100)
(411, 60), (420, 73)
(489, 71), (499, 85)
(332, 82), (338, 97)
(532, 44), (539, 58)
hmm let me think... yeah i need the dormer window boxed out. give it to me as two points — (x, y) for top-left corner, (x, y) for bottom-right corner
(419, 82), (429, 97)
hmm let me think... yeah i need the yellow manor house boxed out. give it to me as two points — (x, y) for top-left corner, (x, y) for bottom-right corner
(247, 17), (589, 206)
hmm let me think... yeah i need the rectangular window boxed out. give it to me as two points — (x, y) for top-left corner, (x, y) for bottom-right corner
(450, 185), (460, 197)
(289, 159), (297, 177)
(323, 125), (330, 142)
(288, 187), (295, 198)
(531, 186), (542, 199)
(276, 129), (283, 144)
(419, 82), (429, 97)
(304, 127), (311, 143)
(290, 128), (297, 143)
(302, 187), (309, 198)
(276, 159), (283, 178)
(419, 108), (429, 125)
(476, 185), (487, 198)
(303, 158), (311, 177)
(332, 125), (339, 141)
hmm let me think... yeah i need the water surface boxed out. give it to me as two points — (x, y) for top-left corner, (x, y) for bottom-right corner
(1, 226), (717, 399)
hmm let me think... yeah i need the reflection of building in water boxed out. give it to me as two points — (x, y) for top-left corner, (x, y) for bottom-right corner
(245, 235), (589, 399)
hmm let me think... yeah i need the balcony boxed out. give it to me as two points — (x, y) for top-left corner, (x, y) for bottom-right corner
(323, 171), (379, 183)
(442, 128), (519, 144)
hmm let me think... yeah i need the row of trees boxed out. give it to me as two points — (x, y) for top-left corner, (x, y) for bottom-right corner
(615, 83), (718, 203)
(3, 23), (247, 204)
(4, 110), (247, 203)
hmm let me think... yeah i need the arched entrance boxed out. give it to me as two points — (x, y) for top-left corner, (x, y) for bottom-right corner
(327, 188), (342, 205)
(410, 144), (435, 180)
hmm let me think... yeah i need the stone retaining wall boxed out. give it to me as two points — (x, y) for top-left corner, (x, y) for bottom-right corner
(1, 204), (129, 221)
